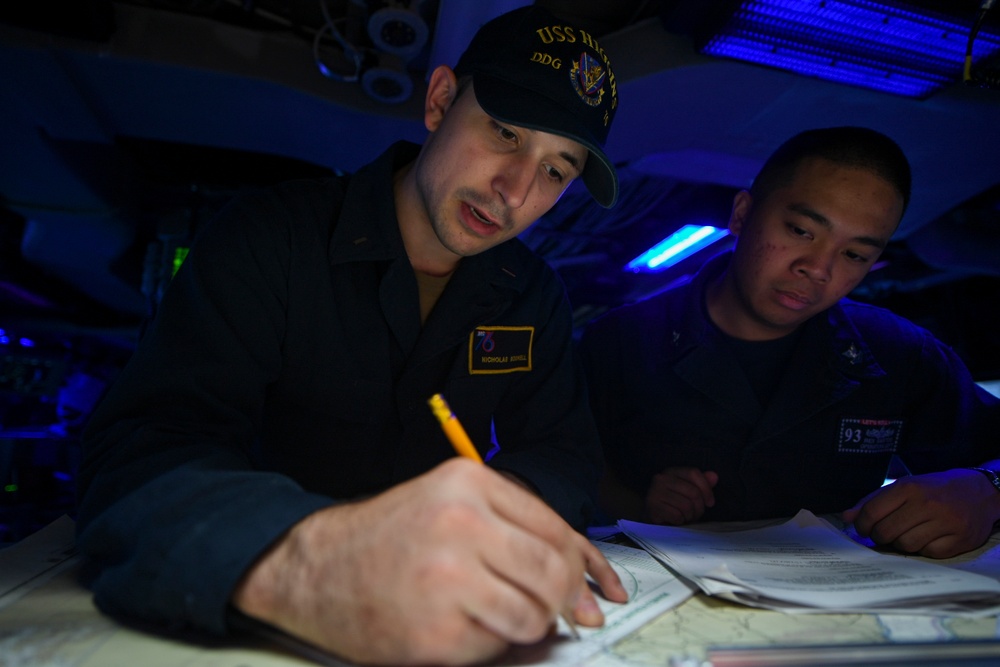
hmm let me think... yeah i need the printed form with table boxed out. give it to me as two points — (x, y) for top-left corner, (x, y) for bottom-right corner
(2, 510), (1000, 667)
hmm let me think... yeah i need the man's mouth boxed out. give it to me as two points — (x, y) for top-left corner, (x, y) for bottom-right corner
(470, 206), (496, 226)
(775, 288), (813, 310)
(461, 201), (504, 236)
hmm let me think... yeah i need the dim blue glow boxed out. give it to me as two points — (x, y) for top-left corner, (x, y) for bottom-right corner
(701, 0), (1000, 97)
(627, 225), (730, 273)
(977, 379), (1000, 399)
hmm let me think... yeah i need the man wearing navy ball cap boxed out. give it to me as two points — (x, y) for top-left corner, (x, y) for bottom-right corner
(77, 5), (626, 665)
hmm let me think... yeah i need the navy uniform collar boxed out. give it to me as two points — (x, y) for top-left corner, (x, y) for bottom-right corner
(821, 300), (886, 380)
(327, 140), (533, 296)
(663, 251), (729, 356)
(667, 251), (885, 379)
(329, 141), (414, 266)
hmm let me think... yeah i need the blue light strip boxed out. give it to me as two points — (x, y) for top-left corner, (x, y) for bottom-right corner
(627, 225), (730, 273)
(702, 0), (1000, 97)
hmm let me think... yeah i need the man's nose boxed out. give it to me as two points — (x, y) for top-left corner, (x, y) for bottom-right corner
(793, 249), (833, 282)
(493, 156), (535, 209)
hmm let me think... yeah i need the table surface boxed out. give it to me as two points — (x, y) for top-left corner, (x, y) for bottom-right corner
(2, 516), (998, 667)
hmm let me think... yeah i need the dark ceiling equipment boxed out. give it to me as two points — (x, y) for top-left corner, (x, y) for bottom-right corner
(313, 0), (435, 104)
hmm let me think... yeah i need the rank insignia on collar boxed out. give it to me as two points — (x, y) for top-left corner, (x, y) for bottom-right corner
(842, 343), (861, 364)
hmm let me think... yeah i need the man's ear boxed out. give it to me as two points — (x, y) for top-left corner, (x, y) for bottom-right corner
(424, 65), (459, 132)
(729, 190), (752, 237)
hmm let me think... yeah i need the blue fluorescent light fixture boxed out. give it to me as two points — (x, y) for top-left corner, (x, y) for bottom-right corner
(627, 225), (730, 273)
(701, 0), (1000, 98)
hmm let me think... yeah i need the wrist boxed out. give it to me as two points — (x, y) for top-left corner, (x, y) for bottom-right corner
(966, 467), (1000, 526)
(967, 466), (1000, 493)
(231, 505), (345, 623)
(231, 535), (290, 621)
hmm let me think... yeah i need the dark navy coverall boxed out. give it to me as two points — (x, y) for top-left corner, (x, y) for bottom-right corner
(77, 142), (603, 634)
(581, 252), (1000, 521)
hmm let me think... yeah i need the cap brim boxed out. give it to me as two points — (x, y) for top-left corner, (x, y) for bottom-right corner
(471, 72), (619, 208)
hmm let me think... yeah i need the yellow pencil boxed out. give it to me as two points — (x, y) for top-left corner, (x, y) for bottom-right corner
(428, 393), (483, 463)
(426, 393), (581, 640)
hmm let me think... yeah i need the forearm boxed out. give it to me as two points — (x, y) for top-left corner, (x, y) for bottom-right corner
(77, 456), (333, 634)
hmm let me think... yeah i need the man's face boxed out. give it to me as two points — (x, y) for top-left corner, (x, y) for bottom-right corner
(717, 157), (905, 340)
(413, 86), (588, 259)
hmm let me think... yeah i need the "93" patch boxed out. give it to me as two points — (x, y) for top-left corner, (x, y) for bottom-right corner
(837, 417), (902, 454)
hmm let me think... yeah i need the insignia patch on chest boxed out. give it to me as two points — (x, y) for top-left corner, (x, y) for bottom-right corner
(837, 417), (903, 454)
(468, 326), (534, 374)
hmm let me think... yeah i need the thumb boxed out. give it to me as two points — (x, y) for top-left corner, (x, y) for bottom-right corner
(841, 484), (884, 524)
(571, 583), (605, 627)
(840, 506), (861, 523)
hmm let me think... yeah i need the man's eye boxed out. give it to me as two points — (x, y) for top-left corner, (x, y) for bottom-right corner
(845, 250), (870, 263)
(494, 123), (517, 142)
(788, 224), (811, 238)
(545, 165), (564, 182)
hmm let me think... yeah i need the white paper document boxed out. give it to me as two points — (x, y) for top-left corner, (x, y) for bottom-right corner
(496, 540), (695, 666)
(619, 509), (1000, 617)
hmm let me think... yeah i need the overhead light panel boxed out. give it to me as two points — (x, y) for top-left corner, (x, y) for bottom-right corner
(627, 225), (730, 273)
(700, 0), (1000, 98)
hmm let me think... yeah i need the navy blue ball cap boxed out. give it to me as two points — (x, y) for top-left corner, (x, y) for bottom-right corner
(454, 5), (620, 208)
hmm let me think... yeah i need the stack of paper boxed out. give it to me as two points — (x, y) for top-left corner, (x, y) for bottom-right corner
(619, 510), (1000, 617)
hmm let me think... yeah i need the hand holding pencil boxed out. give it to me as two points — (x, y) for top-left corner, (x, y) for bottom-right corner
(236, 394), (626, 665)
(427, 393), (627, 640)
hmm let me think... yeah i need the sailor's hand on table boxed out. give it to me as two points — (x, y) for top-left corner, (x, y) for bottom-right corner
(232, 458), (627, 665)
(842, 468), (1000, 559)
(645, 467), (719, 525)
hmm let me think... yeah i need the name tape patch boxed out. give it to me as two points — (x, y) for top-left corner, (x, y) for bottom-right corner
(837, 417), (903, 454)
(469, 326), (534, 374)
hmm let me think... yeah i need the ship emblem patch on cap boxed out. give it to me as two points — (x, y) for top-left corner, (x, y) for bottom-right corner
(570, 52), (606, 107)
